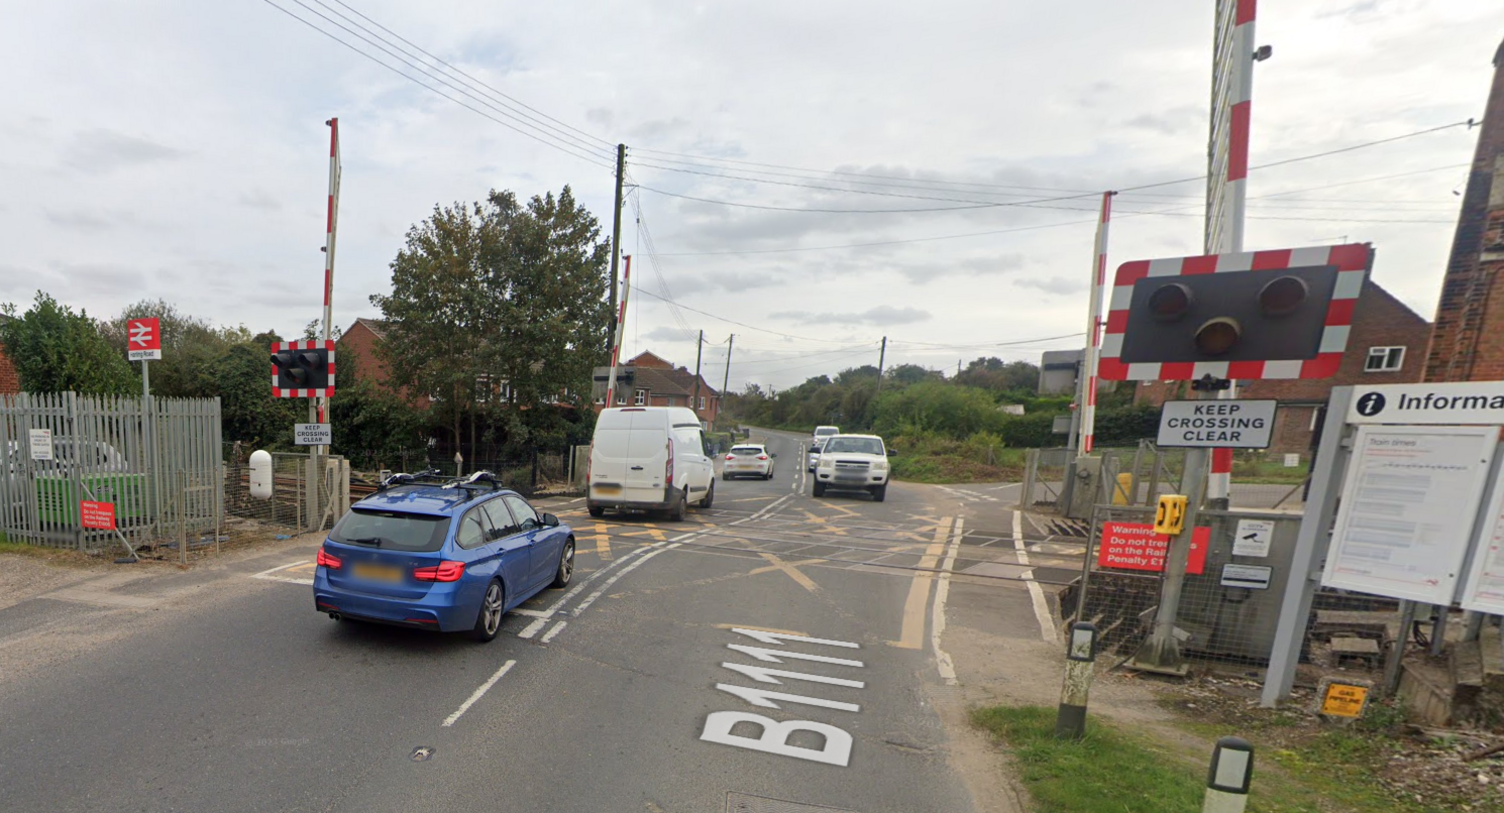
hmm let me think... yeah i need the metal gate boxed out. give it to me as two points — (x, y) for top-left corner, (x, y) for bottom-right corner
(0, 392), (222, 554)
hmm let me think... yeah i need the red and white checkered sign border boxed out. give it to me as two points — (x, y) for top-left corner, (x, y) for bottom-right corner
(1098, 243), (1373, 381)
(270, 340), (336, 398)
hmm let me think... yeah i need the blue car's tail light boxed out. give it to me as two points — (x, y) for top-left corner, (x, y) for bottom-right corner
(412, 561), (465, 582)
(316, 547), (342, 569)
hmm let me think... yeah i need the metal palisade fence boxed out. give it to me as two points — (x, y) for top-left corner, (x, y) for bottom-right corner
(0, 392), (223, 556)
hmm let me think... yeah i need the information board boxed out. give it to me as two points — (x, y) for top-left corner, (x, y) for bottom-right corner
(1322, 425), (1498, 604)
(1460, 464), (1504, 614)
(28, 428), (53, 461)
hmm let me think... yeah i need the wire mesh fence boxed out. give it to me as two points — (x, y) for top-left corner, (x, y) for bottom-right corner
(1063, 504), (1308, 670)
(0, 392), (222, 559)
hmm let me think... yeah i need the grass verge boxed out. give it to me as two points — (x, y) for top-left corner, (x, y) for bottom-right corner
(970, 704), (1451, 813)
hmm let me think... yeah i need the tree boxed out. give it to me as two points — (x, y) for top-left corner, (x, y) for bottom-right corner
(0, 292), (135, 395)
(887, 363), (939, 387)
(478, 187), (611, 449)
(371, 201), (492, 451)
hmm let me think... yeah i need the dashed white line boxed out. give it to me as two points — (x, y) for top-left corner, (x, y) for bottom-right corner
(441, 659), (516, 727)
(931, 518), (962, 685)
(572, 541), (682, 616)
(517, 617), (549, 639)
(540, 620), (568, 643)
(1013, 510), (1058, 642)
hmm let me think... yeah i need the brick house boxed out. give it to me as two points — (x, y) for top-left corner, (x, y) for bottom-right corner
(337, 318), (431, 407)
(0, 314), (19, 394)
(1425, 39), (1504, 383)
(1137, 280), (1430, 453)
(593, 350), (721, 424)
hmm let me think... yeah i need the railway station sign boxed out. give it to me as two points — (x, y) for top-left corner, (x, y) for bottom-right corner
(1155, 399), (1276, 448)
(1347, 381), (1504, 425)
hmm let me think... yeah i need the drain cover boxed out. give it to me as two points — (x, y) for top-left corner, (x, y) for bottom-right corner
(409, 745), (435, 762)
(725, 791), (856, 813)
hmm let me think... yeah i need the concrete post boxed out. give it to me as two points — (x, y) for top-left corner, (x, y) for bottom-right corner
(1203, 736), (1254, 813)
(1055, 622), (1099, 740)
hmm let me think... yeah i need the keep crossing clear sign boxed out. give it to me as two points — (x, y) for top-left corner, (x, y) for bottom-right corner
(294, 423), (332, 446)
(1155, 399), (1277, 448)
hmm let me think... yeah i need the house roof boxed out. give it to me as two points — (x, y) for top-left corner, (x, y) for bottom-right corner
(664, 366), (719, 398)
(633, 366), (690, 396)
(628, 350), (674, 369)
(347, 317), (389, 339)
(1361, 279), (1429, 327)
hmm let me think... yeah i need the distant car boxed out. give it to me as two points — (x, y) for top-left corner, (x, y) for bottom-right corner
(813, 434), (893, 502)
(807, 437), (826, 472)
(312, 472), (575, 642)
(812, 425), (840, 447)
(723, 444), (775, 480)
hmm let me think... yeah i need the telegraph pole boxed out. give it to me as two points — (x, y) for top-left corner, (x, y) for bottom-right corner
(607, 143), (627, 355)
(720, 334), (735, 411)
(692, 329), (704, 418)
(870, 337), (888, 428)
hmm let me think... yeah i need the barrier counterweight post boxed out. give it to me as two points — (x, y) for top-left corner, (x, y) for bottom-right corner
(1055, 622), (1098, 740)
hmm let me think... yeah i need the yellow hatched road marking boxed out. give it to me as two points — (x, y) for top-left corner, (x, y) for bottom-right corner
(887, 517), (952, 649)
(753, 553), (822, 593)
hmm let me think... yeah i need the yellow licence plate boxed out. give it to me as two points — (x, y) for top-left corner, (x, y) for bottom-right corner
(351, 562), (403, 582)
(593, 484), (621, 495)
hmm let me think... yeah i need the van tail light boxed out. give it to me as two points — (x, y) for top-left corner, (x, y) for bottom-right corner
(666, 440), (674, 482)
(413, 561), (466, 582)
(316, 547), (342, 569)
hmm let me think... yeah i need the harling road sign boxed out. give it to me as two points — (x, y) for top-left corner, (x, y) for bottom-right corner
(127, 317), (162, 361)
(1156, 399), (1276, 448)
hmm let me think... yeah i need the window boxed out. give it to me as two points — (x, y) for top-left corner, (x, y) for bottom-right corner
(824, 437), (884, 455)
(456, 509), (490, 550)
(1365, 346), (1405, 372)
(330, 509), (449, 552)
(698, 396), (706, 410)
(634, 389), (647, 405)
(616, 393), (627, 405)
(503, 495), (540, 532)
(481, 499), (520, 539)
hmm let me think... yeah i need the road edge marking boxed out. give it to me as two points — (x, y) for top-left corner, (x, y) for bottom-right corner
(931, 517), (963, 685)
(887, 517), (951, 649)
(1014, 510), (1058, 642)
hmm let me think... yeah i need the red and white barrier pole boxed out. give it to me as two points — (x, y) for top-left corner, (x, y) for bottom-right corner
(604, 255), (632, 408)
(1079, 191), (1115, 457)
(1209, 0), (1256, 503)
(320, 118), (341, 428)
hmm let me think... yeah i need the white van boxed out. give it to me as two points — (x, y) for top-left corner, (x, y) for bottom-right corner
(587, 407), (715, 521)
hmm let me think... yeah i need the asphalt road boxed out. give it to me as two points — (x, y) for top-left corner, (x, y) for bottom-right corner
(0, 429), (1054, 813)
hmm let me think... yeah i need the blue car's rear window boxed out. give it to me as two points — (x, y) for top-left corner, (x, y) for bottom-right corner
(330, 509), (450, 552)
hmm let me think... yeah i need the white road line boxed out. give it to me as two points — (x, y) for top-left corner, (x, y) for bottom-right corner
(441, 659), (516, 727)
(517, 617), (549, 639)
(512, 608), (551, 618)
(253, 562), (303, 577)
(540, 620), (567, 643)
(572, 542), (682, 616)
(1013, 510), (1057, 642)
(251, 562), (315, 586)
(931, 517), (962, 685)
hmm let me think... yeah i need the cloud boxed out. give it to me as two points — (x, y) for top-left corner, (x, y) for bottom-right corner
(44, 210), (118, 232)
(1014, 275), (1085, 296)
(641, 326), (697, 342)
(67, 129), (189, 173)
(237, 189), (283, 211)
(770, 305), (931, 326)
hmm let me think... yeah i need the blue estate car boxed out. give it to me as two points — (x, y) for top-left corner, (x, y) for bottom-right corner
(312, 472), (575, 642)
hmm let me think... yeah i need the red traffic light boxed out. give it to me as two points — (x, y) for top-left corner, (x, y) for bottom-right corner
(1259, 276), (1309, 317)
(1194, 317), (1241, 356)
(1147, 283), (1194, 322)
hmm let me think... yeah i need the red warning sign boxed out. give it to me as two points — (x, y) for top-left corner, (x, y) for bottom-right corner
(1097, 522), (1209, 574)
(80, 501), (116, 531)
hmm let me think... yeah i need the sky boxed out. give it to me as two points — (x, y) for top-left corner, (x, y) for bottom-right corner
(0, 0), (1499, 392)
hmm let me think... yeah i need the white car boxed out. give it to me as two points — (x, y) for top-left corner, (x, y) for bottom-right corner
(723, 444), (775, 480)
(806, 437), (826, 472)
(812, 434), (891, 502)
(811, 425), (840, 448)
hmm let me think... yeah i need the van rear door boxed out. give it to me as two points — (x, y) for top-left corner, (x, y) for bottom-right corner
(590, 409), (669, 504)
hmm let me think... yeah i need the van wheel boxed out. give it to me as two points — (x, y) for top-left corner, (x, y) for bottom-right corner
(698, 481), (715, 509)
(588, 504), (605, 518)
(669, 492), (687, 522)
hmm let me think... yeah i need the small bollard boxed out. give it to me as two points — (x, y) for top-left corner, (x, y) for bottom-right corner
(1054, 621), (1098, 740)
(1203, 736), (1254, 812)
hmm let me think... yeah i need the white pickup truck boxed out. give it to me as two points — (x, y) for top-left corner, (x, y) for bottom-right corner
(811, 434), (892, 502)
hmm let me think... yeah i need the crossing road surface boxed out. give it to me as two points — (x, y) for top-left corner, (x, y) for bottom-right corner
(0, 429), (1061, 813)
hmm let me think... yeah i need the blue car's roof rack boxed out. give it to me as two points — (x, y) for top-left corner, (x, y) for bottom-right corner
(377, 469), (504, 494)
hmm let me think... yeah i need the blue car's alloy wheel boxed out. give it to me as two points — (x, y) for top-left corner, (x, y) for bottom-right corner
(472, 580), (504, 642)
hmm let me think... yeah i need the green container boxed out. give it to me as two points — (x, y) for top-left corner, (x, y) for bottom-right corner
(34, 474), (152, 526)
